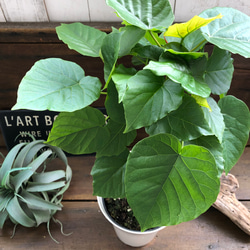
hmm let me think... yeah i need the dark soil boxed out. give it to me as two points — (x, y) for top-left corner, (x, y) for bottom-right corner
(104, 198), (141, 231)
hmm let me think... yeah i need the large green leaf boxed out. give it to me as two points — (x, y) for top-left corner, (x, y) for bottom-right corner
(126, 133), (220, 231)
(91, 149), (129, 198)
(106, 0), (174, 31)
(12, 58), (102, 112)
(202, 97), (225, 143)
(187, 136), (224, 176)
(101, 31), (122, 83)
(96, 119), (136, 157)
(146, 95), (213, 141)
(183, 29), (207, 52)
(118, 26), (146, 56)
(56, 23), (107, 57)
(112, 65), (137, 103)
(218, 96), (250, 173)
(123, 70), (184, 132)
(46, 107), (109, 155)
(205, 46), (234, 95)
(200, 7), (250, 58)
(164, 14), (222, 39)
(144, 56), (211, 98)
(105, 80), (126, 123)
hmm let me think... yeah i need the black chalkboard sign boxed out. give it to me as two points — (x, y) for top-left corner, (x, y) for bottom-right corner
(0, 110), (59, 150)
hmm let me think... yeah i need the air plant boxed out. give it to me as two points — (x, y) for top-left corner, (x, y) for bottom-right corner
(0, 140), (72, 243)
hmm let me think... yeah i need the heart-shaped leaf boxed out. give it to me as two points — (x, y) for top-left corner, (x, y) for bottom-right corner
(164, 14), (222, 39)
(112, 65), (137, 103)
(200, 7), (250, 58)
(56, 23), (107, 57)
(106, 0), (174, 31)
(47, 107), (109, 155)
(12, 58), (102, 112)
(146, 95), (213, 141)
(91, 149), (129, 198)
(105, 80), (126, 123)
(219, 96), (250, 173)
(126, 133), (220, 231)
(123, 70), (184, 132)
(144, 56), (211, 98)
(118, 26), (146, 57)
(187, 136), (224, 176)
(102, 31), (122, 83)
(96, 119), (136, 157)
(205, 46), (234, 95)
(202, 97), (225, 143)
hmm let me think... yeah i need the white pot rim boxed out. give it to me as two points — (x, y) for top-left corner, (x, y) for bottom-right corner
(97, 196), (165, 235)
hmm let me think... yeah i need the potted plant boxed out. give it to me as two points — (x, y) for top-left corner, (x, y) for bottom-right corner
(12, 0), (250, 247)
(0, 139), (72, 243)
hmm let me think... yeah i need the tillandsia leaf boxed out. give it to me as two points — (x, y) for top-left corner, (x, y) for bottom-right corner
(0, 140), (72, 243)
(200, 7), (250, 58)
(0, 143), (26, 183)
(12, 150), (53, 193)
(56, 23), (107, 57)
(29, 209), (51, 227)
(219, 96), (250, 174)
(96, 119), (136, 157)
(26, 181), (66, 192)
(47, 107), (109, 155)
(91, 149), (129, 198)
(125, 133), (220, 231)
(6, 196), (36, 228)
(205, 46), (234, 95)
(144, 55), (211, 98)
(0, 210), (8, 228)
(106, 0), (174, 31)
(20, 190), (62, 211)
(12, 58), (102, 112)
(146, 95), (213, 141)
(164, 14), (222, 39)
(12, 140), (47, 169)
(32, 170), (66, 183)
(123, 69), (184, 132)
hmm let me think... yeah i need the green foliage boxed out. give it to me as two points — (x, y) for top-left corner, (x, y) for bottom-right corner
(13, 0), (250, 231)
(0, 140), (72, 243)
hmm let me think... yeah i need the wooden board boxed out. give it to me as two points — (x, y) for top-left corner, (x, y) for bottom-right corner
(0, 0), (48, 22)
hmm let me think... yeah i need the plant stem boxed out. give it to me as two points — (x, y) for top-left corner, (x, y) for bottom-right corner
(149, 30), (162, 47)
(190, 39), (207, 52)
(220, 93), (226, 99)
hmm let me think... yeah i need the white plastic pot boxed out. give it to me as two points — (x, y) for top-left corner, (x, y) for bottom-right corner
(97, 196), (165, 247)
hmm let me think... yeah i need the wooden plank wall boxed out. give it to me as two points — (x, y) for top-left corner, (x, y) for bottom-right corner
(0, 22), (249, 149)
(0, 0), (250, 23)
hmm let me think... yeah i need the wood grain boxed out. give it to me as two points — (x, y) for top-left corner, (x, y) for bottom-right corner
(0, 0), (48, 22)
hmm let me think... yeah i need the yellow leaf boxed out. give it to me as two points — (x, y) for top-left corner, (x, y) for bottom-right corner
(164, 14), (223, 39)
(192, 94), (212, 111)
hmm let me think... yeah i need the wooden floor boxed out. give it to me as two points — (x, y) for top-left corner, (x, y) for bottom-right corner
(0, 147), (249, 250)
